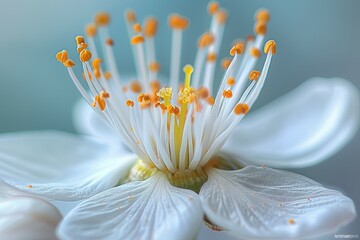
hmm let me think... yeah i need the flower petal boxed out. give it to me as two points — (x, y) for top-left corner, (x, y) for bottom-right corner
(200, 166), (356, 239)
(59, 172), (203, 240)
(0, 196), (62, 240)
(0, 131), (136, 201)
(222, 78), (360, 168)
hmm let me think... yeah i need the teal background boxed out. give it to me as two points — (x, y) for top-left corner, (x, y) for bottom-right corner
(0, 0), (359, 237)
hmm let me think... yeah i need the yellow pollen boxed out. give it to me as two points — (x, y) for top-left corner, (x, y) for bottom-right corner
(56, 50), (68, 63)
(198, 87), (209, 99)
(222, 89), (233, 98)
(221, 58), (231, 69)
(144, 18), (158, 37)
(249, 70), (261, 81)
(207, 96), (215, 105)
(256, 9), (271, 23)
(104, 71), (112, 80)
(106, 38), (114, 46)
(168, 14), (189, 30)
(157, 87), (172, 106)
(126, 10), (136, 23)
(131, 35), (145, 44)
(208, 1), (219, 15)
(149, 61), (160, 72)
(198, 32), (215, 48)
(288, 219), (295, 225)
(254, 21), (267, 35)
(80, 49), (92, 62)
(126, 99), (135, 107)
(100, 91), (110, 99)
(207, 52), (217, 62)
(92, 58), (102, 69)
(85, 24), (97, 37)
(264, 40), (277, 54)
(250, 47), (261, 58)
(230, 45), (243, 56)
(216, 10), (228, 24)
(130, 81), (142, 93)
(95, 12), (110, 26)
(227, 77), (236, 86)
(133, 23), (142, 33)
(234, 103), (250, 115)
(63, 59), (75, 68)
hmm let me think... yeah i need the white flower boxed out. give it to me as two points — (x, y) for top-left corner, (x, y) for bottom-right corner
(0, 179), (62, 240)
(0, 3), (359, 240)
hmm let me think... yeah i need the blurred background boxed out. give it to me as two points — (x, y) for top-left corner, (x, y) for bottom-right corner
(0, 0), (359, 237)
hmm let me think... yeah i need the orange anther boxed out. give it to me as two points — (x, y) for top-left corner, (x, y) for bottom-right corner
(216, 10), (228, 24)
(222, 90), (233, 98)
(85, 24), (97, 37)
(227, 77), (235, 86)
(95, 12), (110, 26)
(126, 99), (135, 107)
(249, 70), (261, 81)
(77, 43), (88, 53)
(130, 81), (142, 93)
(221, 58), (231, 69)
(288, 219), (295, 225)
(173, 106), (180, 115)
(75, 36), (85, 45)
(256, 9), (270, 23)
(133, 23), (142, 33)
(95, 95), (106, 111)
(106, 38), (114, 46)
(131, 35), (145, 44)
(264, 40), (277, 54)
(250, 47), (261, 58)
(207, 52), (217, 62)
(126, 10), (136, 23)
(234, 103), (250, 115)
(140, 101), (151, 109)
(25, 184), (33, 189)
(149, 61), (160, 72)
(160, 103), (167, 111)
(104, 71), (112, 80)
(168, 14), (189, 30)
(198, 87), (209, 99)
(92, 58), (102, 69)
(80, 49), (92, 62)
(56, 50), (68, 63)
(208, 2), (219, 15)
(63, 59), (75, 67)
(100, 91), (110, 99)
(207, 96), (215, 105)
(230, 45), (243, 56)
(144, 17), (158, 37)
(138, 93), (151, 103)
(93, 68), (101, 79)
(150, 80), (160, 92)
(254, 22), (267, 35)
(198, 32), (215, 48)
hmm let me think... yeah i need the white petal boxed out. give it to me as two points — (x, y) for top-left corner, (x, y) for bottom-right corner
(222, 78), (360, 168)
(200, 166), (356, 239)
(0, 196), (62, 240)
(0, 131), (136, 201)
(73, 99), (119, 142)
(59, 172), (203, 240)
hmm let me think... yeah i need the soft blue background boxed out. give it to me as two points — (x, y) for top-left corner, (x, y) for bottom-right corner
(0, 0), (359, 238)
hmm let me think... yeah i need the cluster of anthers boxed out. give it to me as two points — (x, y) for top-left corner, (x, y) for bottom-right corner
(56, 2), (276, 187)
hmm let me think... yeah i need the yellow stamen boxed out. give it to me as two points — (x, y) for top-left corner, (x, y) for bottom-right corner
(130, 81), (142, 93)
(234, 103), (249, 115)
(227, 77), (235, 86)
(208, 2), (219, 15)
(222, 90), (233, 98)
(198, 32), (215, 48)
(133, 23), (142, 33)
(95, 12), (110, 26)
(249, 70), (261, 81)
(131, 35), (145, 44)
(126, 99), (135, 107)
(144, 18), (158, 37)
(250, 47), (261, 58)
(80, 49), (92, 62)
(168, 14), (189, 30)
(221, 58), (231, 69)
(264, 40), (277, 54)
(56, 50), (68, 63)
(85, 24), (97, 37)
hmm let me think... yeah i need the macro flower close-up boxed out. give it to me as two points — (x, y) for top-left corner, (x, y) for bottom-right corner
(0, 1), (360, 239)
